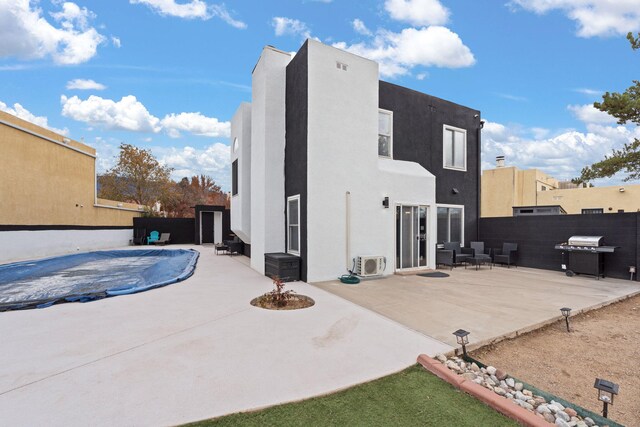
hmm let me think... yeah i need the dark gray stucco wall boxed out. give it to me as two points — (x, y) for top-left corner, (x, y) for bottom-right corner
(285, 41), (308, 281)
(379, 81), (482, 245)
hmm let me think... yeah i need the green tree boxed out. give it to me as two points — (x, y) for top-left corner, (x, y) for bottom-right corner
(98, 143), (173, 208)
(574, 32), (640, 184)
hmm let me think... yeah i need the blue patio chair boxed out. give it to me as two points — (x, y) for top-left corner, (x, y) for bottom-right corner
(147, 230), (160, 245)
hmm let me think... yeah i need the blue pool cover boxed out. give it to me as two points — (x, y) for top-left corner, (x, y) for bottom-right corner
(0, 249), (199, 311)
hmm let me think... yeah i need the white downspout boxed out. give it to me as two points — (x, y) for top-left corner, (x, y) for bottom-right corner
(346, 191), (351, 270)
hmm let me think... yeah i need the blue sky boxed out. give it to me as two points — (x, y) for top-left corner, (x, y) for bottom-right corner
(1, 0), (639, 191)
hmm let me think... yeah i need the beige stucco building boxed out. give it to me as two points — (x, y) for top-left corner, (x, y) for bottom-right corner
(0, 110), (142, 262)
(482, 158), (640, 217)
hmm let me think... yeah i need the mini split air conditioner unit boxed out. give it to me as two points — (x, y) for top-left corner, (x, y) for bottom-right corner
(355, 256), (386, 277)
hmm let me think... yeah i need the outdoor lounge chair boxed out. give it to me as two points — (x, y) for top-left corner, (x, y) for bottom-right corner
(436, 242), (470, 269)
(152, 233), (171, 246)
(493, 243), (518, 268)
(469, 241), (492, 260)
(224, 240), (243, 256)
(147, 230), (160, 245)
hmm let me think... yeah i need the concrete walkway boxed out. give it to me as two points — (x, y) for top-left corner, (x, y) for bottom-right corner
(314, 266), (640, 348)
(0, 246), (450, 426)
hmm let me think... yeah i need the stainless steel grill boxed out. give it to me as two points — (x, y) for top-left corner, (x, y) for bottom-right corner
(554, 235), (617, 279)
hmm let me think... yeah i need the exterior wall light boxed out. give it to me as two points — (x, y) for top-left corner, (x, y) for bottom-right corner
(382, 197), (389, 208)
(452, 329), (470, 357)
(560, 307), (571, 332)
(594, 378), (619, 418)
(630, 266), (636, 281)
(451, 188), (459, 195)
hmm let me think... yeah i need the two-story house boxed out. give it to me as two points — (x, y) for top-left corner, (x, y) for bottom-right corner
(230, 39), (481, 282)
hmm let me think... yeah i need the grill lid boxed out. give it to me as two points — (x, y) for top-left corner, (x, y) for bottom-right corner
(567, 236), (603, 247)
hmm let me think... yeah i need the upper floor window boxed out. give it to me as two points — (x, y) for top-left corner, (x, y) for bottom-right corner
(232, 160), (238, 196)
(443, 125), (466, 171)
(378, 109), (393, 158)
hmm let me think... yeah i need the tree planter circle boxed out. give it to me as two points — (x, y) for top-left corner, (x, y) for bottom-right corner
(250, 294), (315, 310)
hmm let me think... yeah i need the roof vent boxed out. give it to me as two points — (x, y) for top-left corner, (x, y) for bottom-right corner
(496, 156), (505, 168)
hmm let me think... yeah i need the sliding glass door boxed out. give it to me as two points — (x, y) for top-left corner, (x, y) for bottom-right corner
(395, 205), (428, 270)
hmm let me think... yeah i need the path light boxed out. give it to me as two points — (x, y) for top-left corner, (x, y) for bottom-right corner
(560, 307), (572, 332)
(452, 329), (470, 357)
(594, 378), (619, 418)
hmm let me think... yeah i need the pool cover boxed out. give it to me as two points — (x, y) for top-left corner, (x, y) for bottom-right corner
(0, 249), (199, 311)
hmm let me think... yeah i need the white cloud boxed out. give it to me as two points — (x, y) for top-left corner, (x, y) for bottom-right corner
(160, 112), (230, 138)
(209, 4), (246, 29)
(510, 0), (640, 37)
(568, 104), (617, 124)
(130, 0), (246, 28)
(333, 26), (475, 78)
(0, 100), (68, 135)
(352, 18), (372, 36)
(0, 0), (106, 64)
(61, 94), (162, 133)
(159, 143), (231, 189)
(60, 94), (230, 138)
(384, 0), (450, 26)
(482, 119), (640, 184)
(416, 72), (428, 80)
(272, 17), (312, 39)
(574, 88), (602, 96)
(497, 93), (528, 102)
(111, 36), (121, 48)
(66, 78), (107, 90)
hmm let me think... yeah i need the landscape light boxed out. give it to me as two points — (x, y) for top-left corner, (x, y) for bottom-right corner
(560, 307), (571, 332)
(452, 329), (470, 357)
(594, 378), (619, 418)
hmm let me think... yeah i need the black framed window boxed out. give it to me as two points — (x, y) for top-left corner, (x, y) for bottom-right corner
(581, 208), (603, 214)
(232, 160), (238, 196)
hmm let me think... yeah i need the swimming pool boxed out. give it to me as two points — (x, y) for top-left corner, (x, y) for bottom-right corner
(0, 249), (199, 311)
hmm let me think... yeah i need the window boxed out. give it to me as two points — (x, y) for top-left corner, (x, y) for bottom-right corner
(443, 125), (466, 170)
(232, 160), (238, 196)
(336, 61), (348, 71)
(378, 109), (393, 158)
(437, 206), (463, 243)
(582, 208), (603, 214)
(287, 195), (300, 255)
(541, 185), (547, 191)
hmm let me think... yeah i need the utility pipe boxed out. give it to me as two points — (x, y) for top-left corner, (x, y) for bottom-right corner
(346, 191), (351, 270)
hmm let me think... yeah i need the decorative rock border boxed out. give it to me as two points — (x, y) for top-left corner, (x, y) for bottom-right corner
(427, 353), (601, 427)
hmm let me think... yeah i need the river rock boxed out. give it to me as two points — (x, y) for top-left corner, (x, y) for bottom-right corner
(543, 413), (556, 423)
(534, 397), (547, 405)
(527, 399), (536, 406)
(565, 408), (577, 417)
(462, 372), (476, 381)
(473, 377), (483, 384)
(576, 421), (587, 427)
(551, 400), (566, 411)
(556, 410), (571, 422)
(548, 404), (561, 413)
(555, 419), (570, 427)
(459, 361), (466, 370)
(523, 389), (533, 397)
(506, 378), (515, 388)
(495, 369), (507, 380)
(490, 374), (499, 384)
(470, 362), (480, 372)
(537, 405), (551, 414)
(500, 380), (508, 389)
(514, 391), (527, 401)
(494, 387), (507, 396)
(446, 361), (461, 372)
(506, 392), (513, 399)
(486, 366), (497, 375)
(583, 417), (595, 427)
(436, 354), (447, 363)
(515, 382), (523, 391)
(485, 378), (496, 387)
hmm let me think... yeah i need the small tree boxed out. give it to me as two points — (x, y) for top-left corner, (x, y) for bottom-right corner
(98, 143), (173, 208)
(575, 32), (640, 184)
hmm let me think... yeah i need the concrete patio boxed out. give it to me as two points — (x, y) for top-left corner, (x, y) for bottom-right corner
(314, 266), (640, 348)
(0, 246), (450, 427)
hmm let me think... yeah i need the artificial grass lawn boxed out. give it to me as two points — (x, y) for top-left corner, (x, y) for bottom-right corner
(187, 364), (517, 426)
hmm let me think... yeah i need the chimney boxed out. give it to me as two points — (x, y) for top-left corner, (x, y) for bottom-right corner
(496, 156), (505, 168)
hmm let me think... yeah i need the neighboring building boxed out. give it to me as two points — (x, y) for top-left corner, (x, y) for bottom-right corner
(230, 40), (482, 282)
(482, 158), (640, 217)
(513, 205), (566, 216)
(0, 110), (143, 262)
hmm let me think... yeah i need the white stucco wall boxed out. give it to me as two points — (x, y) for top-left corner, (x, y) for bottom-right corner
(230, 102), (252, 243)
(305, 40), (436, 282)
(0, 229), (133, 264)
(250, 46), (291, 274)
